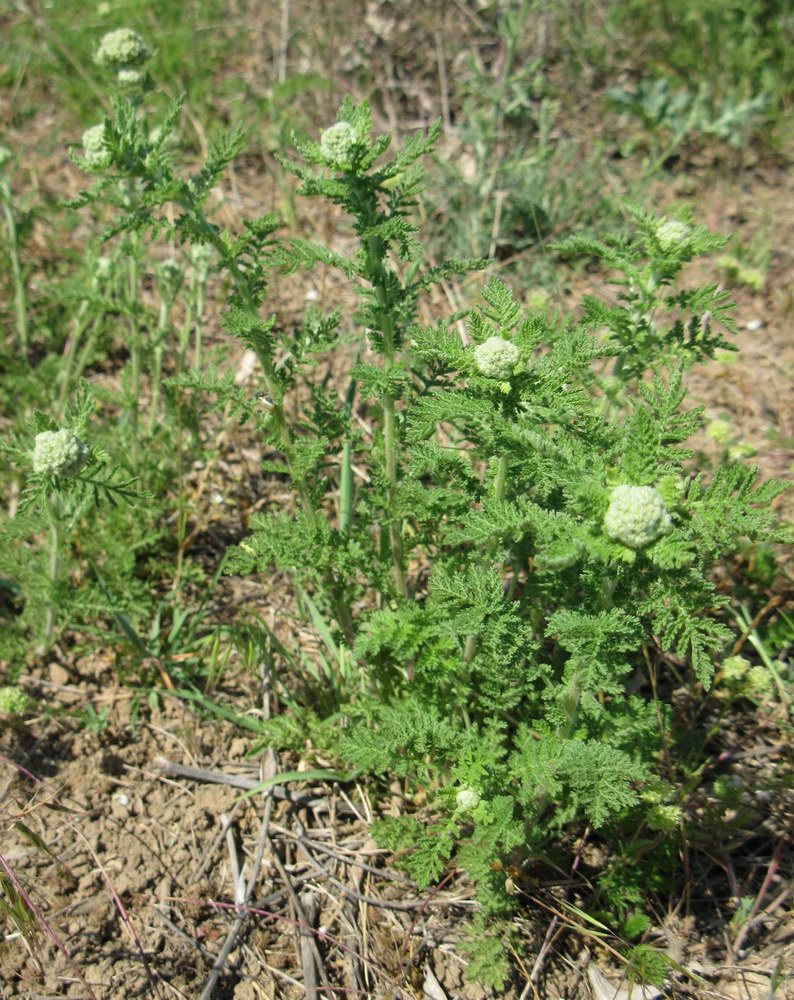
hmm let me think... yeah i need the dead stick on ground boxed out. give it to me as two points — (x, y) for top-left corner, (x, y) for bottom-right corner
(154, 756), (329, 809)
(196, 654), (277, 1000)
(196, 793), (275, 1000)
(300, 891), (320, 1000)
(269, 846), (334, 998)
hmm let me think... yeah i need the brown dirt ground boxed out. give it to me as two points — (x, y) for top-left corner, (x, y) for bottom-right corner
(2, 654), (793, 999)
(2, 2), (794, 999)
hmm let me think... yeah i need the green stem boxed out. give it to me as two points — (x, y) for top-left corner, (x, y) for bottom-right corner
(179, 202), (311, 508)
(125, 232), (142, 467)
(43, 494), (62, 649)
(193, 278), (205, 370)
(149, 299), (169, 426)
(465, 453), (510, 666)
(365, 235), (406, 597)
(1, 181), (28, 353)
(493, 453), (508, 504)
(56, 301), (91, 419)
(339, 367), (358, 535)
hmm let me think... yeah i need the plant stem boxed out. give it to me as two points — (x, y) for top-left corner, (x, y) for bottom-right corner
(182, 200), (316, 525)
(42, 494), (62, 650)
(193, 275), (205, 370)
(365, 235), (406, 597)
(493, 453), (508, 504)
(339, 369), (358, 535)
(124, 228), (142, 467)
(1, 180), (28, 353)
(57, 301), (92, 419)
(465, 453), (510, 665)
(149, 298), (169, 427)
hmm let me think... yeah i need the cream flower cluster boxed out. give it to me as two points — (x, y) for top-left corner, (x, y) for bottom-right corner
(0, 686), (30, 716)
(603, 484), (672, 549)
(95, 28), (151, 68)
(319, 122), (359, 168)
(473, 336), (521, 380)
(117, 68), (144, 87)
(82, 124), (111, 168)
(655, 219), (691, 252)
(32, 429), (88, 478)
(455, 788), (480, 812)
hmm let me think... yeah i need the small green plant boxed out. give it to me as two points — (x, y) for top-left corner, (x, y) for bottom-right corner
(0, 686), (31, 718)
(715, 230), (770, 293)
(607, 75), (770, 168)
(0, 381), (149, 657)
(554, 207), (736, 395)
(78, 703), (109, 735)
(605, 0), (793, 142)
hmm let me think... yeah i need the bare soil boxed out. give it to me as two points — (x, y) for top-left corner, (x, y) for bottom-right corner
(2, 649), (793, 999)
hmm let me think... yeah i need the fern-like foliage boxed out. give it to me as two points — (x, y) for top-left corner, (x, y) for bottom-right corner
(0, 381), (151, 655)
(555, 202), (735, 381)
(114, 96), (785, 919)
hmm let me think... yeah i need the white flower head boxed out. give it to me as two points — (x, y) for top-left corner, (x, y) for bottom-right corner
(95, 28), (151, 68)
(746, 665), (773, 696)
(656, 219), (691, 252)
(94, 255), (114, 280)
(0, 686), (29, 716)
(603, 484), (672, 549)
(455, 787), (480, 812)
(156, 258), (184, 300)
(722, 655), (750, 681)
(189, 242), (214, 271)
(646, 802), (681, 832)
(32, 428), (89, 478)
(116, 67), (144, 87)
(158, 257), (183, 280)
(319, 121), (360, 168)
(473, 336), (521, 380)
(82, 124), (112, 169)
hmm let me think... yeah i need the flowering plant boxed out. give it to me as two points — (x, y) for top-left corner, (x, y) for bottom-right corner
(67, 83), (788, 965)
(221, 101), (787, 913)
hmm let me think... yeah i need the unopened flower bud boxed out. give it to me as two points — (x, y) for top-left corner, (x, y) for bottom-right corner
(527, 288), (551, 310)
(455, 788), (480, 812)
(32, 429), (88, 478)
(646, 802), (681, 832)
(656, 219), (691, 252)
(603, 485), (672, 549)
(706, 417), (731, 443)
(0, 686), (30, 716)
(473, 336), (521, 379)
(94, 256), (113, 280)
(82, 124), (112, 169)
(746, 665), (773, 696)
(189, 243), (213, 271)
(116, 67), (144, 87)
(319, 121), (359, 168)
(95, 28), (151, 69)
(722, 655), (750, 681)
